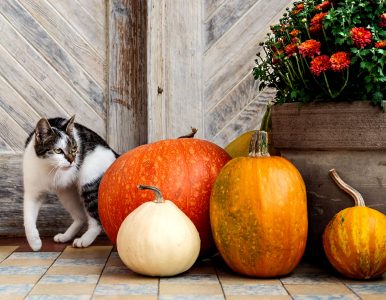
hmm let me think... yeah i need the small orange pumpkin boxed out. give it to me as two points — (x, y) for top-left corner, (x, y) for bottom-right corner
(210, 131), (308, 277)
(323, 169), (386, 279)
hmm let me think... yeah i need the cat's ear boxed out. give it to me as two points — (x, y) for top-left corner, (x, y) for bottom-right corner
(35, 118), (54, 143)
(65, 115), (76, 135)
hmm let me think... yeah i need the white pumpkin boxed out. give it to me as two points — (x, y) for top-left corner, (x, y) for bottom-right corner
(117, 185), (201, 277)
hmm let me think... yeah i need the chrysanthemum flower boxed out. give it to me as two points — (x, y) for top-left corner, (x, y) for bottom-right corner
(310, 55), (331, 76)
(299, 39), (321, 58)
(379, 13), (386, 27)
(375, 40), (386, 49)
(311, 12), (328, 26)
(290, 29), (300, 37)
(315, 1), (332, 11)
(350, 27), (372, 48)
(330, 52), (351, 72)
(292, 3), (305, 15)
(309, 24), (322, 34)
(285, 43), (298, 57)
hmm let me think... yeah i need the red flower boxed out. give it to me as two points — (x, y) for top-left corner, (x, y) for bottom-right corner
(311, 12), (328, 26)
(375, 40), (386, 49)
(310, 55), (331, 76)
(350, 27), (372, 48)
(315, 1), (332, 11)
(299, 39), (321, 58)
(285, 43), (298, 57)
(380, 13), (386, 27)
(309, 24), (322, 34)
(330, 52), (351, 72)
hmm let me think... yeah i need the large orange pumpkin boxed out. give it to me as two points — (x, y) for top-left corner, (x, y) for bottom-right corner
(210, 131), (308, 277)
(99, 131), (231, 256)
(323, 169), (386, 279)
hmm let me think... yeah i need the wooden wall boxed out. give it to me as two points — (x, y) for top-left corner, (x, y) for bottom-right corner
(147, 0), (292, 147)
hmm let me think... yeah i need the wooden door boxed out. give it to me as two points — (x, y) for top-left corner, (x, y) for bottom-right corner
(0, 0), (146, 236)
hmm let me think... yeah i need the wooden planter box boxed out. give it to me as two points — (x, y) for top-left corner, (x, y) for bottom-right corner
(271, 101), (386, 262)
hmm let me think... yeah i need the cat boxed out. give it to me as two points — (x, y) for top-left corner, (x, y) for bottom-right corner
(23, 116), (118, 251)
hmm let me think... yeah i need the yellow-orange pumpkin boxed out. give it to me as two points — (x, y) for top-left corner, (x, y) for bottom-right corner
(323, 169), (386, 279)
(210, 131), (308, 277)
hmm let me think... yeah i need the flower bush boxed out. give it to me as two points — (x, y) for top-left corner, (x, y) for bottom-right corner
(253, 0), (386, 108)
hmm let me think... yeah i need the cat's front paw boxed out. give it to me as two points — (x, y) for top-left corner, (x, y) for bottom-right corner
(72, 237), (93, 248)
(54, 233), (71, 243)
(28, 236), (42, 252)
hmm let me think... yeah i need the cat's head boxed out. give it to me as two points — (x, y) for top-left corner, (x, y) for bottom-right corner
(34, 116), (78, 169)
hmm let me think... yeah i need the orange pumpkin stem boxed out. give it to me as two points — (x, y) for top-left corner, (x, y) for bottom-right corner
(178, 127), (198, 139)
(249, 131), (270, 157)
(138, 185), (165, 203)
(329, 169), (366, 207)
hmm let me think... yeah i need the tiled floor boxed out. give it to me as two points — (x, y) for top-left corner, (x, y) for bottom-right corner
(0, 238), (385, 299)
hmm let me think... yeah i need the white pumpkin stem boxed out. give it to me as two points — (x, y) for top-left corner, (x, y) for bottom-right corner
(138, 185), (165, 203)
(329, 169), (366, 207)
(249, 131), (270, 157)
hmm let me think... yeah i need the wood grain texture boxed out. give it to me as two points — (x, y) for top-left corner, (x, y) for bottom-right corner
(205, 0), (258, 50)
(0, 106), (28, 152)
(108, 0), (147, 153)
(0, 154), (72, 237)
(147, 0), (204, 141)
(20, 0), (106, 88)
(272, 101), (386, 150)
(1, 0), (106, 116)
(46, 0), (106, 56)
(77, 0), (106, 27)
(0, 14), (106, 138)
(211, 88), (275, 147)
(205, 0), (226, 20)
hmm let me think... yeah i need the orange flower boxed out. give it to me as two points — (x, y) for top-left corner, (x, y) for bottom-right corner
(292, 3), (305, 15)
(330, 52), (351, 72)
(311, 12), (328, 26)
(310, 55), (331, 76)
(290, 29), (300, 37)
(299, 39), (321, 58)
(350, 27), (372, 48)
(315, 1), (332, 11)
(380, 13), (386, 27)
(375, 40), (386, 49)
(285, 43), (298, 57)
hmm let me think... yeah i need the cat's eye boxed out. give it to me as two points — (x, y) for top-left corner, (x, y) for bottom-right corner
(53, 148), (63, 154)
(71, 146), (77, 154)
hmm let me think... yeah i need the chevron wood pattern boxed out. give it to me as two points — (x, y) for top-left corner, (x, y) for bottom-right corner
(203, 0), (293, 147)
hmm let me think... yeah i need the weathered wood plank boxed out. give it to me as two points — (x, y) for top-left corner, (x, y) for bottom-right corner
(0, 154), (72, 237)
(77, 0), (106, 27)
(0, 75), (39, 134)
(108, 0), (147, 153)
(0, 15), (106, 138)
(20, 0), (105, 88)
(0, 45), (68, 119)
(1, 0), (106, 115)
(205, 0), (258, 50)
(204, 1), (289, 111)
(205, 0), (226, 20)
(147, 0), (204, 141)
(205, 74), (260, 139)
(211, 89), (275, 147)
(0, 106), (28, 152)
(272, 101), (386, 150)
(0, 136), (15, 153)
(46, 0), (106, 57)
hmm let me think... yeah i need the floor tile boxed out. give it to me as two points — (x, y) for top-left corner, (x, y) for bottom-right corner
(46, 265), (104, 275)
(0, 275), (41, 284)
(39, 274), (100, 284)
(159, 283), (223, 295)
(93, 296), (157, 300)
(100, 272), (158, 285)
(281, 273), (341, 284)
(30, 283), (96, 295)
(347, 283), (386, 294)
(285, 283), (354, 296)
(227, 296), (291, 300)
(222, 284), (288, 296)
(0, 266), (48, 275)
(94, 283), (158, 296)
(159, 296), (224, 300)
(360, 295), (386, 300)
(0, 246), (18, 262)
(59, 246), (112, 259)
(26, 295), (91, 300)
(1, 259), (55, 267)
(7, 252), (60, 260)
(219, 273), (281, 285)
(0, 283), (34, 295)
(161, 274), (219, 284)
(0, 295), (25, 300)
(292, 296), (359, 300)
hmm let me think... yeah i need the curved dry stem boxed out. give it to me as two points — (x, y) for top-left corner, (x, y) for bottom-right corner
(329, 169), (365, 207)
